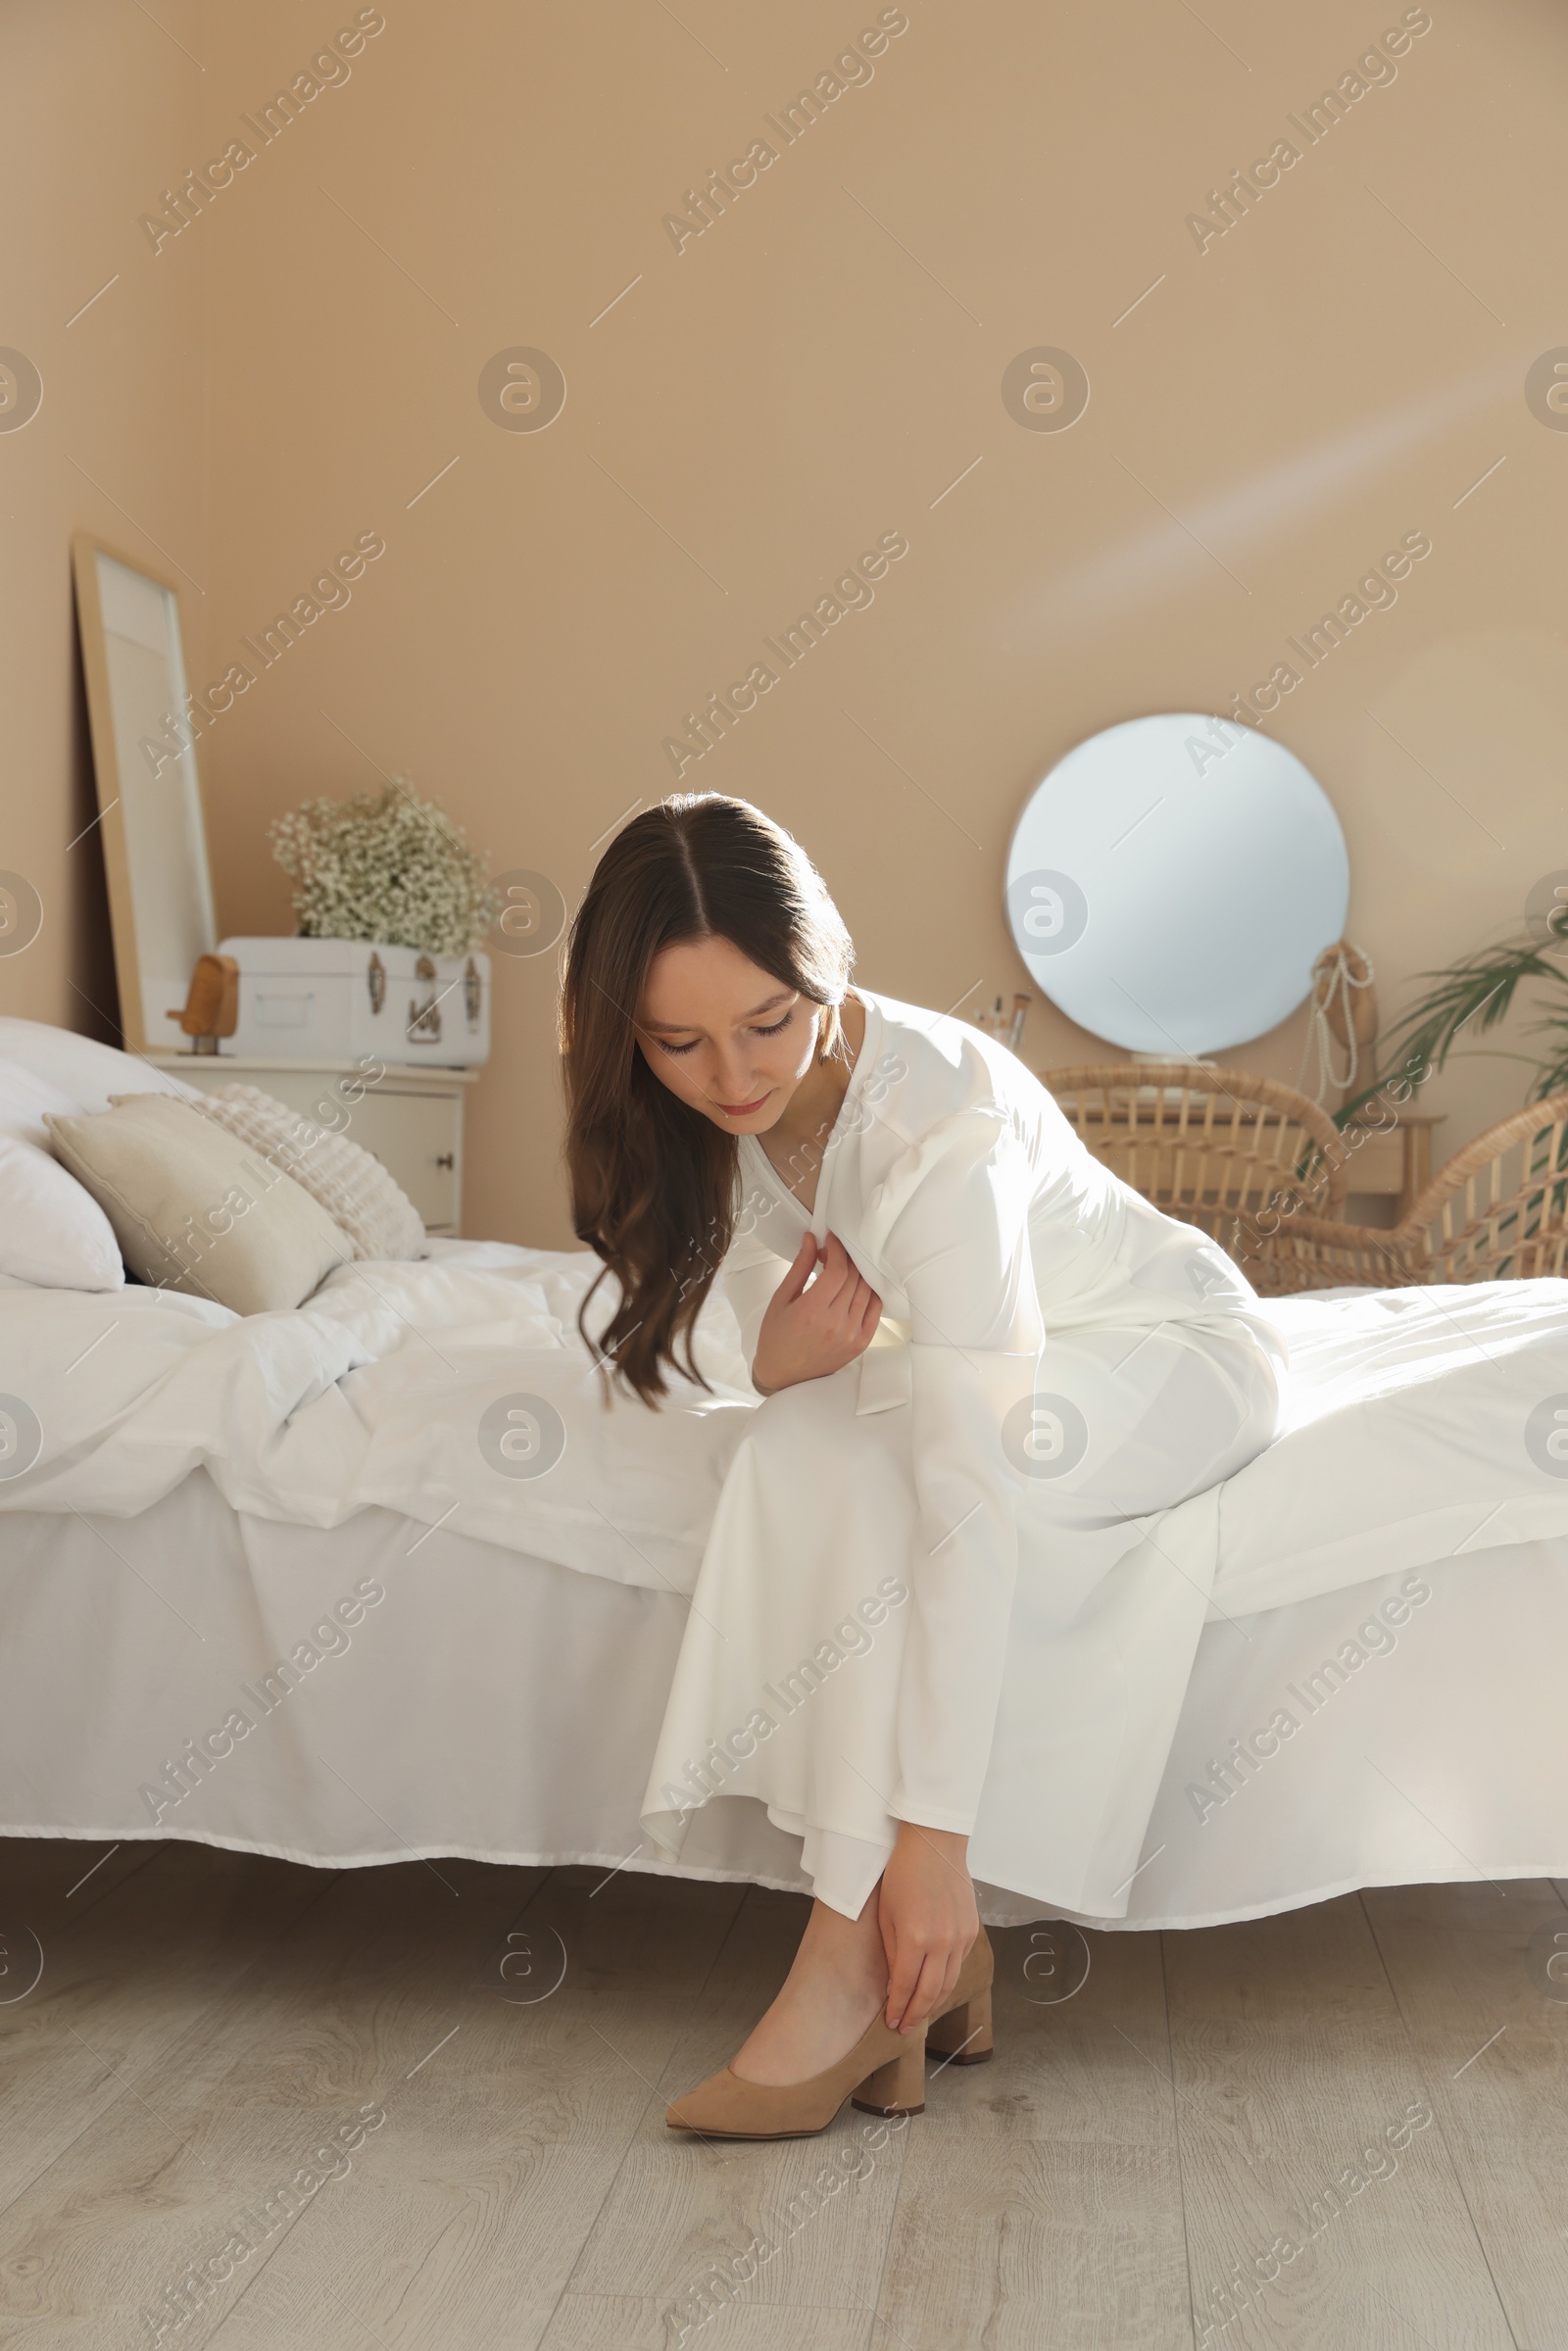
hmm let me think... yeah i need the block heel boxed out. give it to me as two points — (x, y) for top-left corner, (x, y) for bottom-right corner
(850, 2033), (928, 2117)
(923, 1930), (996, 2072)
(926, 1983), (993, 2065)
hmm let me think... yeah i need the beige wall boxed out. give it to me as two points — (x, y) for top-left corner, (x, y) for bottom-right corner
(0, 2), (207, 1045)
(9, 0), (1568, 1248)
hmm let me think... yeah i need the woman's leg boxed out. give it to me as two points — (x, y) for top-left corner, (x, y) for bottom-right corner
(972, 1314), (1285, 1914)
(645, 1361), (1001, 2088)
(730, 1886), (888, 2083)
(731, 1824), (978, 2082)
(642, 1362), (921, 1902)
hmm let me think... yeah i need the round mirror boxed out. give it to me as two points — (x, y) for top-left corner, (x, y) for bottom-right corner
(1005, 713), (1349, 1055)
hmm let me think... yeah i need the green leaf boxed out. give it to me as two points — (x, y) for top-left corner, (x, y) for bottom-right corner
(1331, 936), (1568, 1128)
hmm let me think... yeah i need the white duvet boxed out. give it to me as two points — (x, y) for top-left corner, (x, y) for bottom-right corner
(0, 1244), (756, 1597)
(2, 1241), (1567, 1625)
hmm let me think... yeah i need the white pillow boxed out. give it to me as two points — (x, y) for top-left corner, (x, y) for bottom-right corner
(0, 1132), (123, 1290)
(0, 1022), (193, 1292)
(0, 1061), (128, 1289)
(0, 1056), (104, 1152)
(0, 1019), (196, 1118)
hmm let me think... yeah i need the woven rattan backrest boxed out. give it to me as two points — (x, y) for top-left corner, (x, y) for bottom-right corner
(1408, 1090), (1568, 1282)
(1043, 1063), (1348, 1235)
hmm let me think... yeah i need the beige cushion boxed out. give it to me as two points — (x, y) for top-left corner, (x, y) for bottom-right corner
(44, 1094), (351, 1315)
(173, 1083), (425, 1262)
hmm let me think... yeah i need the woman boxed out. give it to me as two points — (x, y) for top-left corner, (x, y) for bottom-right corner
(563, 793), (1287, 2140)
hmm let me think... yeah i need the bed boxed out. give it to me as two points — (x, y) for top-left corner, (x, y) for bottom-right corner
(5, 1228), (1568, 1933)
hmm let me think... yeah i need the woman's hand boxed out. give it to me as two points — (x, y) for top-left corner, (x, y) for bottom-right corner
(878, 1824), (978, 2034)
(751, 1232), (881, 1396)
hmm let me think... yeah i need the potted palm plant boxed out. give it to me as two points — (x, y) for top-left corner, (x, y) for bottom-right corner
(1336, 914), (1568, 1127)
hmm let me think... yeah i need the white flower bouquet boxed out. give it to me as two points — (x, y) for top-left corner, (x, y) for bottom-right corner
(270, 780), (500, 956)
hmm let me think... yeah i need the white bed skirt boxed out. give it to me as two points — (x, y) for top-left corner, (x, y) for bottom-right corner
(3, 1468), (1565, 1933)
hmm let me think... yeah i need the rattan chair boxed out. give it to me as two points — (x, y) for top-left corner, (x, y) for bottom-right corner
(1043, 1064), (1348, 1278)
(1242, 1089), (1568, 1294)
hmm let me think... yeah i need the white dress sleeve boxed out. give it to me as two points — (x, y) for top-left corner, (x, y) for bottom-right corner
(869, 1107), (1046, 1834)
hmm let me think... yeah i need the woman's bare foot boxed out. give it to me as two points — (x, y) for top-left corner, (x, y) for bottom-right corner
(729, 1892), (888, 2085)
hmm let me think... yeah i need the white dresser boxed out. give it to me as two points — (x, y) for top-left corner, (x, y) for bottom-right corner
(149, 1054), (476, 1236)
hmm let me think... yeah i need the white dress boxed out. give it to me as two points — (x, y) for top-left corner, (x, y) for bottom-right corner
(640, 991), (1288, 1921)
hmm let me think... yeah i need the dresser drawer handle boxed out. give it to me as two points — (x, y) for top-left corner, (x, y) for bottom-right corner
(434, 1151), (456, 1170)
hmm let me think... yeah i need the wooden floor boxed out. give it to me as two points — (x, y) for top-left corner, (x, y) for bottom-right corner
(3, 1840), (1567, 2348)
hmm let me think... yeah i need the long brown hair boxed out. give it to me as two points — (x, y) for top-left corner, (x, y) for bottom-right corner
(563, 794), (854, 1403)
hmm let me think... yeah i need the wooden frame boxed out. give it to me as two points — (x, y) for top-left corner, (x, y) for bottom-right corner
(71, 531), (217, 1054)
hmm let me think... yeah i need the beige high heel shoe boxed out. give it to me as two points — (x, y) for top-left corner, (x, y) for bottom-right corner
(920, 1928), (995, 2072)
(664, 2009), (928, 2139)
(665, 1929), (995, 2140)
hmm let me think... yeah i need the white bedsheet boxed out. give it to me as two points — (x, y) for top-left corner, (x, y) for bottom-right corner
(1217, 1279), (1568, 1614)
(3, 1243), (1568, 1629)
(3, 1241), (1568, 1926)
(3, 1469), (1567, 1933)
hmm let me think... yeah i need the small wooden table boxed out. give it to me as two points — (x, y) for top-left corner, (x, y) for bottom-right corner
(1338, 1109), (1446, 1223)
